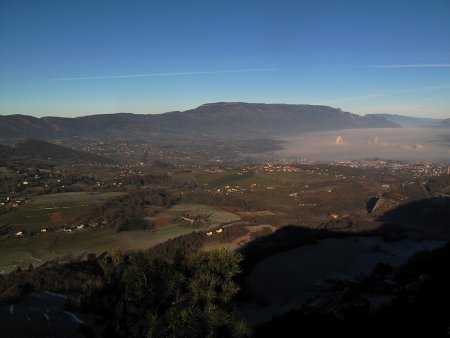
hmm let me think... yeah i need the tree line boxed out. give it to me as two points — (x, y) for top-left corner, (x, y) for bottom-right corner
(102, 188), (180, 232)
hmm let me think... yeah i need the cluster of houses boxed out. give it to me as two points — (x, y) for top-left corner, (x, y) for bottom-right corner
(258, 164), (302, 173)
(1, 164), (130, 198)
(179, 212), (212, 227)
(331, 160), (449, 178)
(12, 167), (66, 190)
(14, 220), (109, 238)
(207, 182), (280, 196)
(214, 185), (247, 195)
(206, 228), (223, 237)
(0, 196), (25, 208)
(63, 224), (85, 232)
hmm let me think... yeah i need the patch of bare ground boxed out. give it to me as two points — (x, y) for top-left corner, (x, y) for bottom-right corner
(318, 213), (381, 233)
(153, 215), (174, 228)
(227, 224), (278, 247)
(236, 211), (278, 217)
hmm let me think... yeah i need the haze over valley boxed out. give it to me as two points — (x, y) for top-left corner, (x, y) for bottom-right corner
(278, 127), (450, 162)
(1, 1), (450, 337)
(2, 102), (448, 164)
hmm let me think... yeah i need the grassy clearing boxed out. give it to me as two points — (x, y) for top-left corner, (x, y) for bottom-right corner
(194, 171), (278, 189)
(164, 204), (240, 227)
(0, 192), (124, 231)
(191, 168), (333, 190)
(148, 203), (240, 229)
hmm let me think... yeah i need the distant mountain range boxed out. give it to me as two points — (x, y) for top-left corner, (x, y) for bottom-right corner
(370, 113), (445, 127)
(0, 139), (109, 163)
(0, 103), (400, 141)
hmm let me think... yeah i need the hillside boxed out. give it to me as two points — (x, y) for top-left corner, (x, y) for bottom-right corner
(0, 103), (399, 140)
(370, 113), (444, 127)
(0, 144), (14, 158)
(0, 139), (110, 163)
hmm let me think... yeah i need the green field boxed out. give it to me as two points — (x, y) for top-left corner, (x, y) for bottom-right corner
(190, 170), (312, 212)
(0, 192), (125, 231)
(152, 204), (241, 228)
(192, 170), (278, 188)
(189, 168), (337, 188)
(0, 203), (241, 273)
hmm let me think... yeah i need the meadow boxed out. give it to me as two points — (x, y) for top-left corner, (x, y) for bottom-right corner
(0, 192), (125, 232)
(0, 202), (241, 273)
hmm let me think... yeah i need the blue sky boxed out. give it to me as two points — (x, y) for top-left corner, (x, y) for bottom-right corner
(0, 0), (449, 118)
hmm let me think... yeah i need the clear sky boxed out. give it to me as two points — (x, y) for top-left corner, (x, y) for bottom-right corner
(0, 0), (449, 118)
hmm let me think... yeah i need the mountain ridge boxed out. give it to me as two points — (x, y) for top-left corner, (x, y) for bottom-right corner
(0, 102), (400, 140)
(370, 113), (444, 127)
